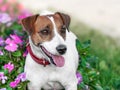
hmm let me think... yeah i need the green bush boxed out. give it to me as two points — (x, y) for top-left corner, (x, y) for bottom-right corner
(71, 21), (120, 89)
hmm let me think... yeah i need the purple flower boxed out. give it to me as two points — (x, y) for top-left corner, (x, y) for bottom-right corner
(0, 13), (11, 24)
(9, 72), (26, 88)
(0, 37), (4, 46)
(0, 88), (6, 90)
(4, 62), (14, 73)
(0, 72), (7, 84)
(17, 72), (26, 82)
(76, 72), (82, 84)
(0, 50), (3, 55)
(10, 34), (22, 44)
(5, 38), (18, 52)
(9, 77), (20, 88)
(9, 81), (18, 88)
(14, 78), (20, 84)
(23, 50), (28, 57)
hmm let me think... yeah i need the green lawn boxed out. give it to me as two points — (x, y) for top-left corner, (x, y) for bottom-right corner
(71, 21), (120, 89)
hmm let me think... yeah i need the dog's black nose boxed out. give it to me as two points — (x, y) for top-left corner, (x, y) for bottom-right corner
(56, 45), (67, 55)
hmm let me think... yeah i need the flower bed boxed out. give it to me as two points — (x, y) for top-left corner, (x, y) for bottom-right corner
(0, 1), (103, 90)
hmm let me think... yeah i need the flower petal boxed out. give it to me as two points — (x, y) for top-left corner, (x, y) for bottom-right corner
(10, 34), (22, 44)
(0, 13), (11, 23)
(5, 38), (11, 44)
(5, 44), (18, 52)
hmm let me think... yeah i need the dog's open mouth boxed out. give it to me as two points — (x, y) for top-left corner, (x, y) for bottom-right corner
(40, 46), (65, 67)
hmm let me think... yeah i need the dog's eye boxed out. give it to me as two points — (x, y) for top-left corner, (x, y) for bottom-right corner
(39, 26), (50, 35)
(40, 29), (49, 35)
(60, 25), (66, 34)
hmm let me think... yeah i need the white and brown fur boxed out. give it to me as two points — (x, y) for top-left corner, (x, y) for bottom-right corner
(21, 11), (79, 90)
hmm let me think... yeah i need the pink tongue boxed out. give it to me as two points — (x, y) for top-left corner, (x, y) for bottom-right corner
(51, 55), (65, 67)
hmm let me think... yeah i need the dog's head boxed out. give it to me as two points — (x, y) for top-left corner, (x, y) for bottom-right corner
(21, 12), (71, 67)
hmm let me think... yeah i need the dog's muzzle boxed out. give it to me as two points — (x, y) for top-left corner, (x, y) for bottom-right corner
(56, 45), (67, 55)
(40, 45), (65, 67)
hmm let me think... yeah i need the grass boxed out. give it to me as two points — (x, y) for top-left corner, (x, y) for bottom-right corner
(70, 20), (120, 89)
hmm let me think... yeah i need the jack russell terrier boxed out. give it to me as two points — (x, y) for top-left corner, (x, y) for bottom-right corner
(21, 11), (79, 90)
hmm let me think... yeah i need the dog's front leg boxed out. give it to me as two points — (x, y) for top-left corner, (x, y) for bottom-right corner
(27, 83), (42, 90)
(65, 82), (77, 90)
(62, 76), (78, 90)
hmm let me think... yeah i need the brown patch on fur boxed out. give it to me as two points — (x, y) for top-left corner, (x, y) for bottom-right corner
(21, 12), (70, 46)
(31, 16), (54, 46)
(31, 14), (67, 45)
(55, 12), (71, 31)
(21, 14), (39, 34)
(53, 14), (66, 39)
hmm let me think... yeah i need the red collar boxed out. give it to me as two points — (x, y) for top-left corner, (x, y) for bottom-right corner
(26, 44), (50, 66)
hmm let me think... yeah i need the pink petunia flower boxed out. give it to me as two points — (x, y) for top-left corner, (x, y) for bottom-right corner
(9, 78), (20, 88)
(0, 72), (7, 84)
(9, 72), (26, 88)
(9, 81), (18, 88)
(14, 78), (20, 84)
(10, 34), (22, 44)
(5, 38), (18, 52)
(76, 72), (82, 84)
(4, 62), (14, 73)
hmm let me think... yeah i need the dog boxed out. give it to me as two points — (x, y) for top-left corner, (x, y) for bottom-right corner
(21, 11), (79, 90)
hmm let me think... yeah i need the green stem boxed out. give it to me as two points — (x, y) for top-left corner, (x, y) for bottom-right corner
(9, 52), (12, 59)
(0, 24), (5, 35)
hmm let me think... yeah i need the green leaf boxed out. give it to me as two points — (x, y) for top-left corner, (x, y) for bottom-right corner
(12, 51), (22, 57)
(10, 22), (22, 30)
(18, 67), (24, 73)
(7, 87), (12, 90)
(99, 60), (108, 70)
(4, 29), (11, 36)
(94, 85), (103, 90)
(76, 39), (82, 52)
(83, 40), (91, 49)
(79, 82), (86, 88)
(88, 70), (97, 76)
(0, 56), (9, 60)
(4, 69), (9, 75)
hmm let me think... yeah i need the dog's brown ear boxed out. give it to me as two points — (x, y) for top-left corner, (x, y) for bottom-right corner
(55, 12), (71, 31)
(21, 14), (39, 34)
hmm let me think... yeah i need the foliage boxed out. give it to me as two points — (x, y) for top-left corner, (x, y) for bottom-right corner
(0, 16), (29, 89)
(76, 39), (103, 90)
(0, 1), (31, 89)
(71, 21), (120, 90)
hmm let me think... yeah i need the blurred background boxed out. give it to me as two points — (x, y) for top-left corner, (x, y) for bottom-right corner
(19, 0), (120, 39)
(1, 0), (120, 89)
